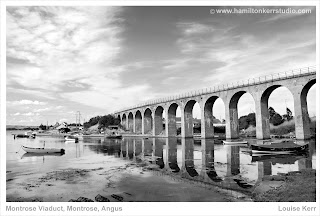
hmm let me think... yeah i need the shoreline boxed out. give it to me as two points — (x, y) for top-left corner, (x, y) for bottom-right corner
(6, 156), (252, 202)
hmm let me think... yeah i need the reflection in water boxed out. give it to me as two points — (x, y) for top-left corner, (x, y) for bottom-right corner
(257, 161), (272, 181)
(121, 141), (126, 158)
(128, 139), (134, 159)
(8, 130), (315, 194)
(182, 139), (199, 177)
(21, 152), (64, 158)
(201, 139), (222, 182)
(226, 146), (240, 176)
(166, 138), (180, 173)
(154, 139), (165, 169)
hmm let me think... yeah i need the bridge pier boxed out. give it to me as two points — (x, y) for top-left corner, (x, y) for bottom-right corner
(288, 81), (314, 140)
(254, 90), (271, 140)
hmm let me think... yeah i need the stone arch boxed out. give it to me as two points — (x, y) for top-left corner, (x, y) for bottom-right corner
(167, 103), (179, 137)
(154, 106), (164, 135)
(121, 113), (127, 129)
(134, 110), (142, 134)
(227, 91), (255, 139)
(294, 79), (316, 139)
(143, 108), (153, 134)
(128, 112), (134, 132)
(256, 85), (284, 139)
(183, 100), (198, 138)
(203, 95), (223, 138)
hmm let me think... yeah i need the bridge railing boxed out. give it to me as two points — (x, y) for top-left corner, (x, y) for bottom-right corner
(114, 65), (316, 114)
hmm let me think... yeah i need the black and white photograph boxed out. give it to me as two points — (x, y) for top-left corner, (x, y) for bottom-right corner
(1, 0), (319, 216)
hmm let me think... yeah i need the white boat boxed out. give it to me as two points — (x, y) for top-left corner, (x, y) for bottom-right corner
(223, 140), (248, 145)
(65, 136), (79, 142)
(22, 145), (65, 154)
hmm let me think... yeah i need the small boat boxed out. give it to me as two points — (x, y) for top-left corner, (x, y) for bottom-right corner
(22, 145), (65, 154)
(105, 132), (122, 139)
(223, 140), (248, 145)
(14, 133), (35, 138)
(21, 152), (65, 158)
(251, 142), (308, 154)
(65, 136), (79, 142)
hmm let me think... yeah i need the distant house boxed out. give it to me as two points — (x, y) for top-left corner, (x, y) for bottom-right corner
(56, 122), (69, 132)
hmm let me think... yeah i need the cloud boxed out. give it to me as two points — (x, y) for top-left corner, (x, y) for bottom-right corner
(7, 6), (124, 93)
(33, 108), (50, 112)
(177, 22), (215, 36)
(8, 100), (47, 106)
(12, 112), (40, 116)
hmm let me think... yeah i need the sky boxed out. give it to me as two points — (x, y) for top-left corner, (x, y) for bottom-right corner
(6, 6), (316, 126)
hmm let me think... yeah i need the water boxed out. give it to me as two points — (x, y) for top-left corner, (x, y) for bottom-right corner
(6, 131), (316, 200)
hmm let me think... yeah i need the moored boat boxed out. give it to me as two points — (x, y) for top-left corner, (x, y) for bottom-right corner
(21, 152), (65, 158)
(105, 132), (122, 139)
(250, 142), (308, 154)
(65, 136), (79, 142)
(223, 140), (248, 145)
(22, 145), (65, 154)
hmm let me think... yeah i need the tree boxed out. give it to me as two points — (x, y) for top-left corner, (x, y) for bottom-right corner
(238, 113), (256, 130)
(270, 113), (284, 126)
(283, 107), (293, 121)
(268, 107), (276, 118)
(99, 115), (116, 129)
(39, 124), (46, 130)
(247, 113), (256, 126)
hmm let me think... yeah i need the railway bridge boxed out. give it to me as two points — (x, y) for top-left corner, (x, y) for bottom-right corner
(114, 66), (316, 140)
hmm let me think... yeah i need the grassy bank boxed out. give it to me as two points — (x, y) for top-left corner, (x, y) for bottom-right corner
(253, 169), (316, 202)
(243, 119), (316, 137)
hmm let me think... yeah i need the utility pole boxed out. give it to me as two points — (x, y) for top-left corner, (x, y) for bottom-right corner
(75, 111), (81, 128)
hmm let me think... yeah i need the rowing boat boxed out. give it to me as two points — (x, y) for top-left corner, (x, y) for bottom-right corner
(223, 140), (248, 145)
(22, 145), (65, 154)
(65, 136), (79, 142)
(250, 142), (308, 154)
(21, 152), (65, 158)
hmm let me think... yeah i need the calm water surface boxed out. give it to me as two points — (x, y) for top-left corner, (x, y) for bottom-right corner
(6, 131), (316, 193)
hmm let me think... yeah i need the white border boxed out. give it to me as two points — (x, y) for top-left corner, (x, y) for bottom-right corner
(1, 1), (319, 216)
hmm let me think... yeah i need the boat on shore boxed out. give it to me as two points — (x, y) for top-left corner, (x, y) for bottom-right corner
(22, 145), (65, 154)
(250, 142), (308, 154)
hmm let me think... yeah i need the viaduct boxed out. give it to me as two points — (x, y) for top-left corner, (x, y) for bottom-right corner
(114, 66), (316, 140)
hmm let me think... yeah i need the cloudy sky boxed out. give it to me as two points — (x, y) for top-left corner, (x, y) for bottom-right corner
(6, 6), (316, 126)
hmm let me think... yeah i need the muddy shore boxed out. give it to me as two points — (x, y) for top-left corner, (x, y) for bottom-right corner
(7, 155), (252, 202)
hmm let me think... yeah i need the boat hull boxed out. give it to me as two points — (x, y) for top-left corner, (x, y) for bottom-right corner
(22, 145), (65, 154)
(223, 140), (248, 145)
(105, 135), (122, 139)
(251, 143), (308, 154)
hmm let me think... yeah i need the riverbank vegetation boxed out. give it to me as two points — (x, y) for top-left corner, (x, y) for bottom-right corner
(83, 114), (120, 130)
